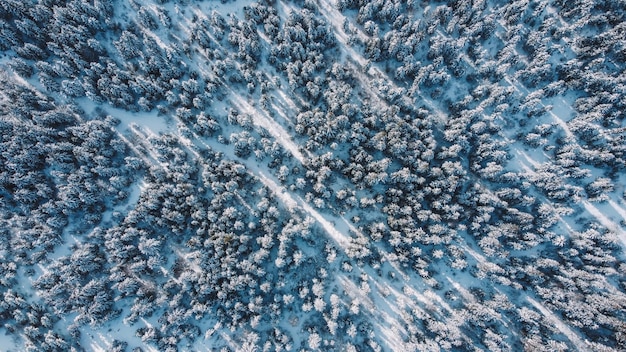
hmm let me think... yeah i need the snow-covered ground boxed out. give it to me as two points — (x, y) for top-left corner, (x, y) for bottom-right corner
(527, 297), (587, 350)
(582, 200), (626, 250)
(0, 329), (18, 352)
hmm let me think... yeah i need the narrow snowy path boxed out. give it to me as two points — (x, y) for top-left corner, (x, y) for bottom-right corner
(297, 197), (351, 249)
(527, 297), (587, 350)
(582, 201), (626, 249)
(314, 0), (368, 67)
(229, 92), (308, 164)
(608, 200), (626, 226)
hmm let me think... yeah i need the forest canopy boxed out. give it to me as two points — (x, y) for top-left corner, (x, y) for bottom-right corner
(0, 0), (625, 351)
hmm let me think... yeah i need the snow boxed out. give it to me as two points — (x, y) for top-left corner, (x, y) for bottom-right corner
(446, 277), (477, 303)
(527, 296), (587, 350)
(608, 199), (626, 226)
(229, 92), (308, 164)
(315, 0), (367, 67)
(101, 180), (144, 224)
(545, 96), (575, 138)
(7, 70), (48, 100)
(298, 197), (351, 249)
(142, 28), (173, 53)
(77, 98), (172, 135)
(257, 172), (298, 211)
(275, 89), (303, 118)
(582, 200), (626, 249)
(194, 0), (247, 20)
(0, 329), (18, 352)
(515, 149), (543, 169)
(337, 272), (412, 350)
(256, 167), (351, 251)
(79, 320), (160, 352)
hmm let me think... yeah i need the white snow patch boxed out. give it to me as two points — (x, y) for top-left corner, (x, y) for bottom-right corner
(527, 296), (587, 350)
(195, 0), (247, 20)
(257, 172), (298, 211)
(515, 149), (542, 169)
(80, 98), (172, 135)
(142, 28), (173, 53)
(548, 97), (575, 138)
(464, 245), (488, 266)
(582, 200), (626, 249)
(230, 93), (308, 164)
(101, 180), (145, 224)
(8, 70), (48, 100)
(173, 247), (202, 276)
(297, 196), (350, 249)
(315, 0), (369, 67)
(80, 324), (160, 352)
(275, 89), (303, 116)
(0, 329), (18, 352)
(446, 277), (476, 303)
(608, 199), (626, 225)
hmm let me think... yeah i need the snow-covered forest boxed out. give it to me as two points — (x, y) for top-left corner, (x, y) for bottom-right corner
(1, 0), (625, 350)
